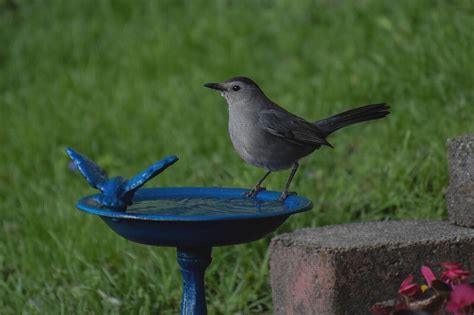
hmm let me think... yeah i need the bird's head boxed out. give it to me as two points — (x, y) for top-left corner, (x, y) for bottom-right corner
(204, 76), (265, 106)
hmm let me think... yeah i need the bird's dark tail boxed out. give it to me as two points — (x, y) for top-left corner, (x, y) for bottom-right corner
(313, 103), (390, 137)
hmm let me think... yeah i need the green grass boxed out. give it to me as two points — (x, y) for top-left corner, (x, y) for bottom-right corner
(1, 0), (473, 313)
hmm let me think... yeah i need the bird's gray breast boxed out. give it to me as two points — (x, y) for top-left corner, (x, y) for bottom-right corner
(228, 106), (261, 165)
(227, 105), (314, 171)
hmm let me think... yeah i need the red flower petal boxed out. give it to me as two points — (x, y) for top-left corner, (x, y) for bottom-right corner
(421, 265), (436, 286)
(441, 262), (462, 270)
(399, 283), (419, 297)
(446, 284), (474, 312)
(441, 269), (471, 282)
(399, 274), (421, 297)
(454, 269), (470, 280)
(400, 274), (414, 288)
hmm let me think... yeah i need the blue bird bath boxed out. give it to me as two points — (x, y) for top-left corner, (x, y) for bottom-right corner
(76, 187), (312, 314)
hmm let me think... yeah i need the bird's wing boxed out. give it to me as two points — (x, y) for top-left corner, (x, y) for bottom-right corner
(258, 109), (332, 147)
(123, 155), (178, 194)
(65, 148), (108, 190)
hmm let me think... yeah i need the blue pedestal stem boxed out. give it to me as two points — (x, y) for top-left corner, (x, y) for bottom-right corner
(177, 247), (212, 315)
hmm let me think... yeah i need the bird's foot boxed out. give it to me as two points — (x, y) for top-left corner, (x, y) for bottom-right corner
(278, 190), (297, 202)
(245, 185), (266, 198)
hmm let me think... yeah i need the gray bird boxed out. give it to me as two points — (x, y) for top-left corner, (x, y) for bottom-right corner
(204, 77), (390, 201)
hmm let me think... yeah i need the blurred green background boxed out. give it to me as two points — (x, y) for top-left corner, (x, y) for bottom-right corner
(1, 0), (473, 313)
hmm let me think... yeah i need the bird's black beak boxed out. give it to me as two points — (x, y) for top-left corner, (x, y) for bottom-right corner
(204, 82), (224, 91)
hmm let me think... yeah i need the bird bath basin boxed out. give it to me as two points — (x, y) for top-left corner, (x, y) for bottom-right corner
(76, 187), (312, 314)
(67, 148), (312, 314)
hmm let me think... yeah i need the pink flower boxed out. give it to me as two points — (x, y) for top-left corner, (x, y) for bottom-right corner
(440, 262), (470, 286)
(442, 269), (470, 282)
(445, 284), (474, 314)
(399, 274), (420, 297)
(421, 265), (436, 287)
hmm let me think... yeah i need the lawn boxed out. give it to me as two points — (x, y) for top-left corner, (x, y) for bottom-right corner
(1, 0), (473, 313)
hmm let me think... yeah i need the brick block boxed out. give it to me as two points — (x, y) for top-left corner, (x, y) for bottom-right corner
(270, 221), (474, 315)
(447, 135), (474, 227)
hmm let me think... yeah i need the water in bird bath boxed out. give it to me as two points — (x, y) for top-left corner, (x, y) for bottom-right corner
(125, 197), (287, 216)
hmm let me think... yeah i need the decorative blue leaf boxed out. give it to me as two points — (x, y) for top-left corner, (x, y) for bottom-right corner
(65, 148), (108, 190)
(124, 155), (178, 194)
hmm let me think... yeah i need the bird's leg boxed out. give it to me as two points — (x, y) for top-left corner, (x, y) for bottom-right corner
(279, 163), (299, 201)
(245, 170), (272, 197)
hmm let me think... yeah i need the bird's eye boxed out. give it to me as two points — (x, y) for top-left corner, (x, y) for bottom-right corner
(232, 85), (241, 91)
